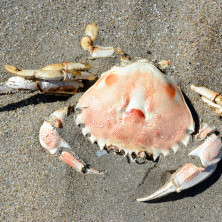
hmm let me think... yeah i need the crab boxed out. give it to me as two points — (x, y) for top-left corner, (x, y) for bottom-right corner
(1, 23), (222, 202)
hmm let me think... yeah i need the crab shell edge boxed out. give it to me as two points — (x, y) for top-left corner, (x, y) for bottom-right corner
(76, 61), (194, 160)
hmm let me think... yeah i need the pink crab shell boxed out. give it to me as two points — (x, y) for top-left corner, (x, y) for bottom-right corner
(76, 61), (194, 159)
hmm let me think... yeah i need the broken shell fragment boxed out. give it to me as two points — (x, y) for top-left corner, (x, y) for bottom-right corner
(158, 60), (170, 71)
(191, 84), (220, 102)
(201, 97), (222, 116)
(89, 46), (115, 58)
(116, 47), (131, 63)
(191, 84), (222, 116)
(81, 36), (93, 51)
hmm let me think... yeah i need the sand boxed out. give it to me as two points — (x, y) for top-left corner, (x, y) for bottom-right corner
(1, 0), (221, 221)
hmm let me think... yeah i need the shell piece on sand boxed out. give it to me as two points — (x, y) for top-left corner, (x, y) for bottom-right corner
(77, 61), (194, 158)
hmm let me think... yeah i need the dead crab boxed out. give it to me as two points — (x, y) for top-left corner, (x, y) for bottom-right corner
(2, 23), (222, 202)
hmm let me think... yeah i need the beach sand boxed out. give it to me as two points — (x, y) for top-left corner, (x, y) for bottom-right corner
(1, 1), (221, 221)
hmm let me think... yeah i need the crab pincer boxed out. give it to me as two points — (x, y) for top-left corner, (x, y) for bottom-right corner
(39, 106), (103, 175)
(137, 133), (222, 201)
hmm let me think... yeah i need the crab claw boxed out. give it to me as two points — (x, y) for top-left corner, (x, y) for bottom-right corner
(39, 106), (103, 174)
(137, 180), (177, 202)
(137, 133), (222, 202)
(137, 163), (216, 202)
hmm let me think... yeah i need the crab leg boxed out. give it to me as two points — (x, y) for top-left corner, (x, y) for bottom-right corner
(81, 23), (129, 59)
(39, 106), (103, 174)
(137, 133), (222, 201)
(194, 123), (216, 141)
(5, 76), (84, 94)
(5, 64), (93, 81)
(89, 46), (116, 58)
(41, 62), (92, 71)
(5, 64), (71, 80)
(191, 84), (222, 116)
(3, 62), (95, 95)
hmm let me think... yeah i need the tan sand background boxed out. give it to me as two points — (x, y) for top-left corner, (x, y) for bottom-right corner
(1, 1), (221, 221)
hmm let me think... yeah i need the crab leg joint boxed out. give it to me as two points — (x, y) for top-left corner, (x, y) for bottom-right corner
(39, 106), (103, 175)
